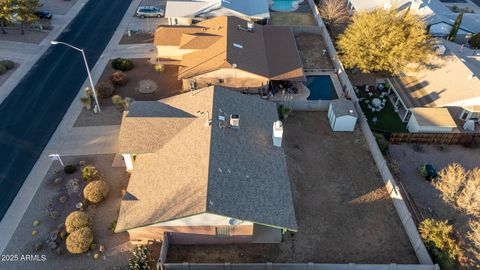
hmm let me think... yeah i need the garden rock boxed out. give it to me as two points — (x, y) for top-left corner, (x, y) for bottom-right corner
(66, 178), (80, 195)
(59, 196), (68, 204)
(46, 230), (59, 250)
(33, 241), (43, 251)
(53, 177), (63, 185)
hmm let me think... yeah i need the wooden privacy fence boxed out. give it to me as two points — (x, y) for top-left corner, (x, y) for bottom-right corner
(388, 133), (480, 144)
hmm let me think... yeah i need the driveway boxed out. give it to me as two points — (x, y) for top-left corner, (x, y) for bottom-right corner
(0, 0), (132, 220)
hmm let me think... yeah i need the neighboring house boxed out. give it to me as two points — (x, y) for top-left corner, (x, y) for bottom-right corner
(346, 0), (480, 44)
(164, 0), (270, 25)
(115, 86), (297, 244)
(386, 41), (480, 133)
(154, 16), (305, 91)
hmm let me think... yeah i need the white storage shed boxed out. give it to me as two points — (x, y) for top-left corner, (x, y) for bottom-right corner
(328, 99), (358, 132)
(407, 107), (457, 133)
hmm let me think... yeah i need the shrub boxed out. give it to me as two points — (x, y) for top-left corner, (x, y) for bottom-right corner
(373, 132), (389, 155)
(65, 211), (90, 233)
(96, 81), (115, 99)
(277, 104), (290, 121)
(82, 165), (101, 181)
(112, 58), (134, 71)
(64, 164), (76, 174)
(154, 64), (165, 73)
(83, 180), (109, 204)
(111, 95), (133, 110)
(419, 219), (461, 269)
(111, 95), (123, 107)
(66, 227), (93, 254)
(128, 245), (152, 270)
(469, 33), (480, 49)
(0, 60), (15, 70)
(456, 168), (480, 217)
(0, 64), (7, 75)
(110, 71), (128, 87)
(434, 164), (480, 217)
(109, 219), (117, 233)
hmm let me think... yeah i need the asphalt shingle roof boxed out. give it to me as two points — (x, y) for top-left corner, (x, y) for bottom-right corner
(116, 86), (297, 232)
(154, 16), (304, 81)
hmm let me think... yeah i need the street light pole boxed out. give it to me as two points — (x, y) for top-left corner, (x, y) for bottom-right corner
(50, 40), (101, 112)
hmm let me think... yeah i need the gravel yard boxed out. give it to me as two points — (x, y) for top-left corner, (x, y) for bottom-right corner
(389, 143), (480, 267)
(1, 155), (134, 270)
(166, 112), (417, 264)
(295, 33), (334, 70)
(74, 58), (183, 127)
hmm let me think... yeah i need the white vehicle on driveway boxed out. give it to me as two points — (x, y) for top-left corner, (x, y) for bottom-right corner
(135, 6), (164, 18)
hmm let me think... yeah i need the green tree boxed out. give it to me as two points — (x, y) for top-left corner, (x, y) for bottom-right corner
(13, 0), (40, 35)
(337, 8), (433, 74)
(447, 13), (463, 42)
(0, 0), (15, 34)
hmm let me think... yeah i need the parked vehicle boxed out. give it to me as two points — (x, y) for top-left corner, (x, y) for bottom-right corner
(34, 10), (53, 20)
(135, 6), (164, 18)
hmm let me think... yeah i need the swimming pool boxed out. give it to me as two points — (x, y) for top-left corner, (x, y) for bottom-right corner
(305, 75), (338, 100)
(270, 0), (299, 12)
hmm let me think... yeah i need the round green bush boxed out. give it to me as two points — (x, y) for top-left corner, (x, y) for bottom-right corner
(83, 180), (109, 204)
(111, 95), (123, 107)
(64, 164), (77, 174)
(110, 71), (128, 87)
(0, 60), (15, 70)
(65, 211), (90, 233)
(95, 81), (115, 99)
(155, 64), (165, 73)
(82, 165), (101, 181)
(0, 64), (7, 75)
(66, 227), (93, 254)
(111, 58), (134, 71)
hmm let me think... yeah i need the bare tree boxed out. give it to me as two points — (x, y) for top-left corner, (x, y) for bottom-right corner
(435, 163), (466, 205)
(457, 168), (480, 217)
(467, 219), (480, 259)
(317, 0), (350, 34)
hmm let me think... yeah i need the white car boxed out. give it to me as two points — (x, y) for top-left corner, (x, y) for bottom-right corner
(135, 6), (164, 18)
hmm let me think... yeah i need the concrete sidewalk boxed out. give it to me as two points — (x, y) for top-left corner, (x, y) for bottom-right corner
(0, 0), (89, 104)
(0, 0), (144, 254)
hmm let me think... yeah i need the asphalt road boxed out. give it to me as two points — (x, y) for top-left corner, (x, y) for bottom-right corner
(0, 0), (132, 220)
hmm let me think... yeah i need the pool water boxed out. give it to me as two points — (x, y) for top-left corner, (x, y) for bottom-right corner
(271, 0), (298, 12)
(305, 75), (338, 100)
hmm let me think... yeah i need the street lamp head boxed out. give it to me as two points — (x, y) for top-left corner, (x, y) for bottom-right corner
(50, 41), (59, 45)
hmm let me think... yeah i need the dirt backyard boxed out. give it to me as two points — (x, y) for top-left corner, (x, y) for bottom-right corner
(166, 112), (417, 264)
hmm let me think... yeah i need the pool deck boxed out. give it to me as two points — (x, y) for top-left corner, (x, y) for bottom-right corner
(270, 72), (344, 110)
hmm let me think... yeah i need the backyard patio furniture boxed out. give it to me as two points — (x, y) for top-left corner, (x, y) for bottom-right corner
(372, 98), (382, 108)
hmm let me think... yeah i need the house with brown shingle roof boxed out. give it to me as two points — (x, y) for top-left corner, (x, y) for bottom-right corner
(116, 86), (297, 244)
(154, 16), (305, 91)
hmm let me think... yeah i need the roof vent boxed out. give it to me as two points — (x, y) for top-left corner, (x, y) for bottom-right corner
(230, 114), (239, 129)
(247, 21), (254, 32)
(233, 43), (243, 49)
